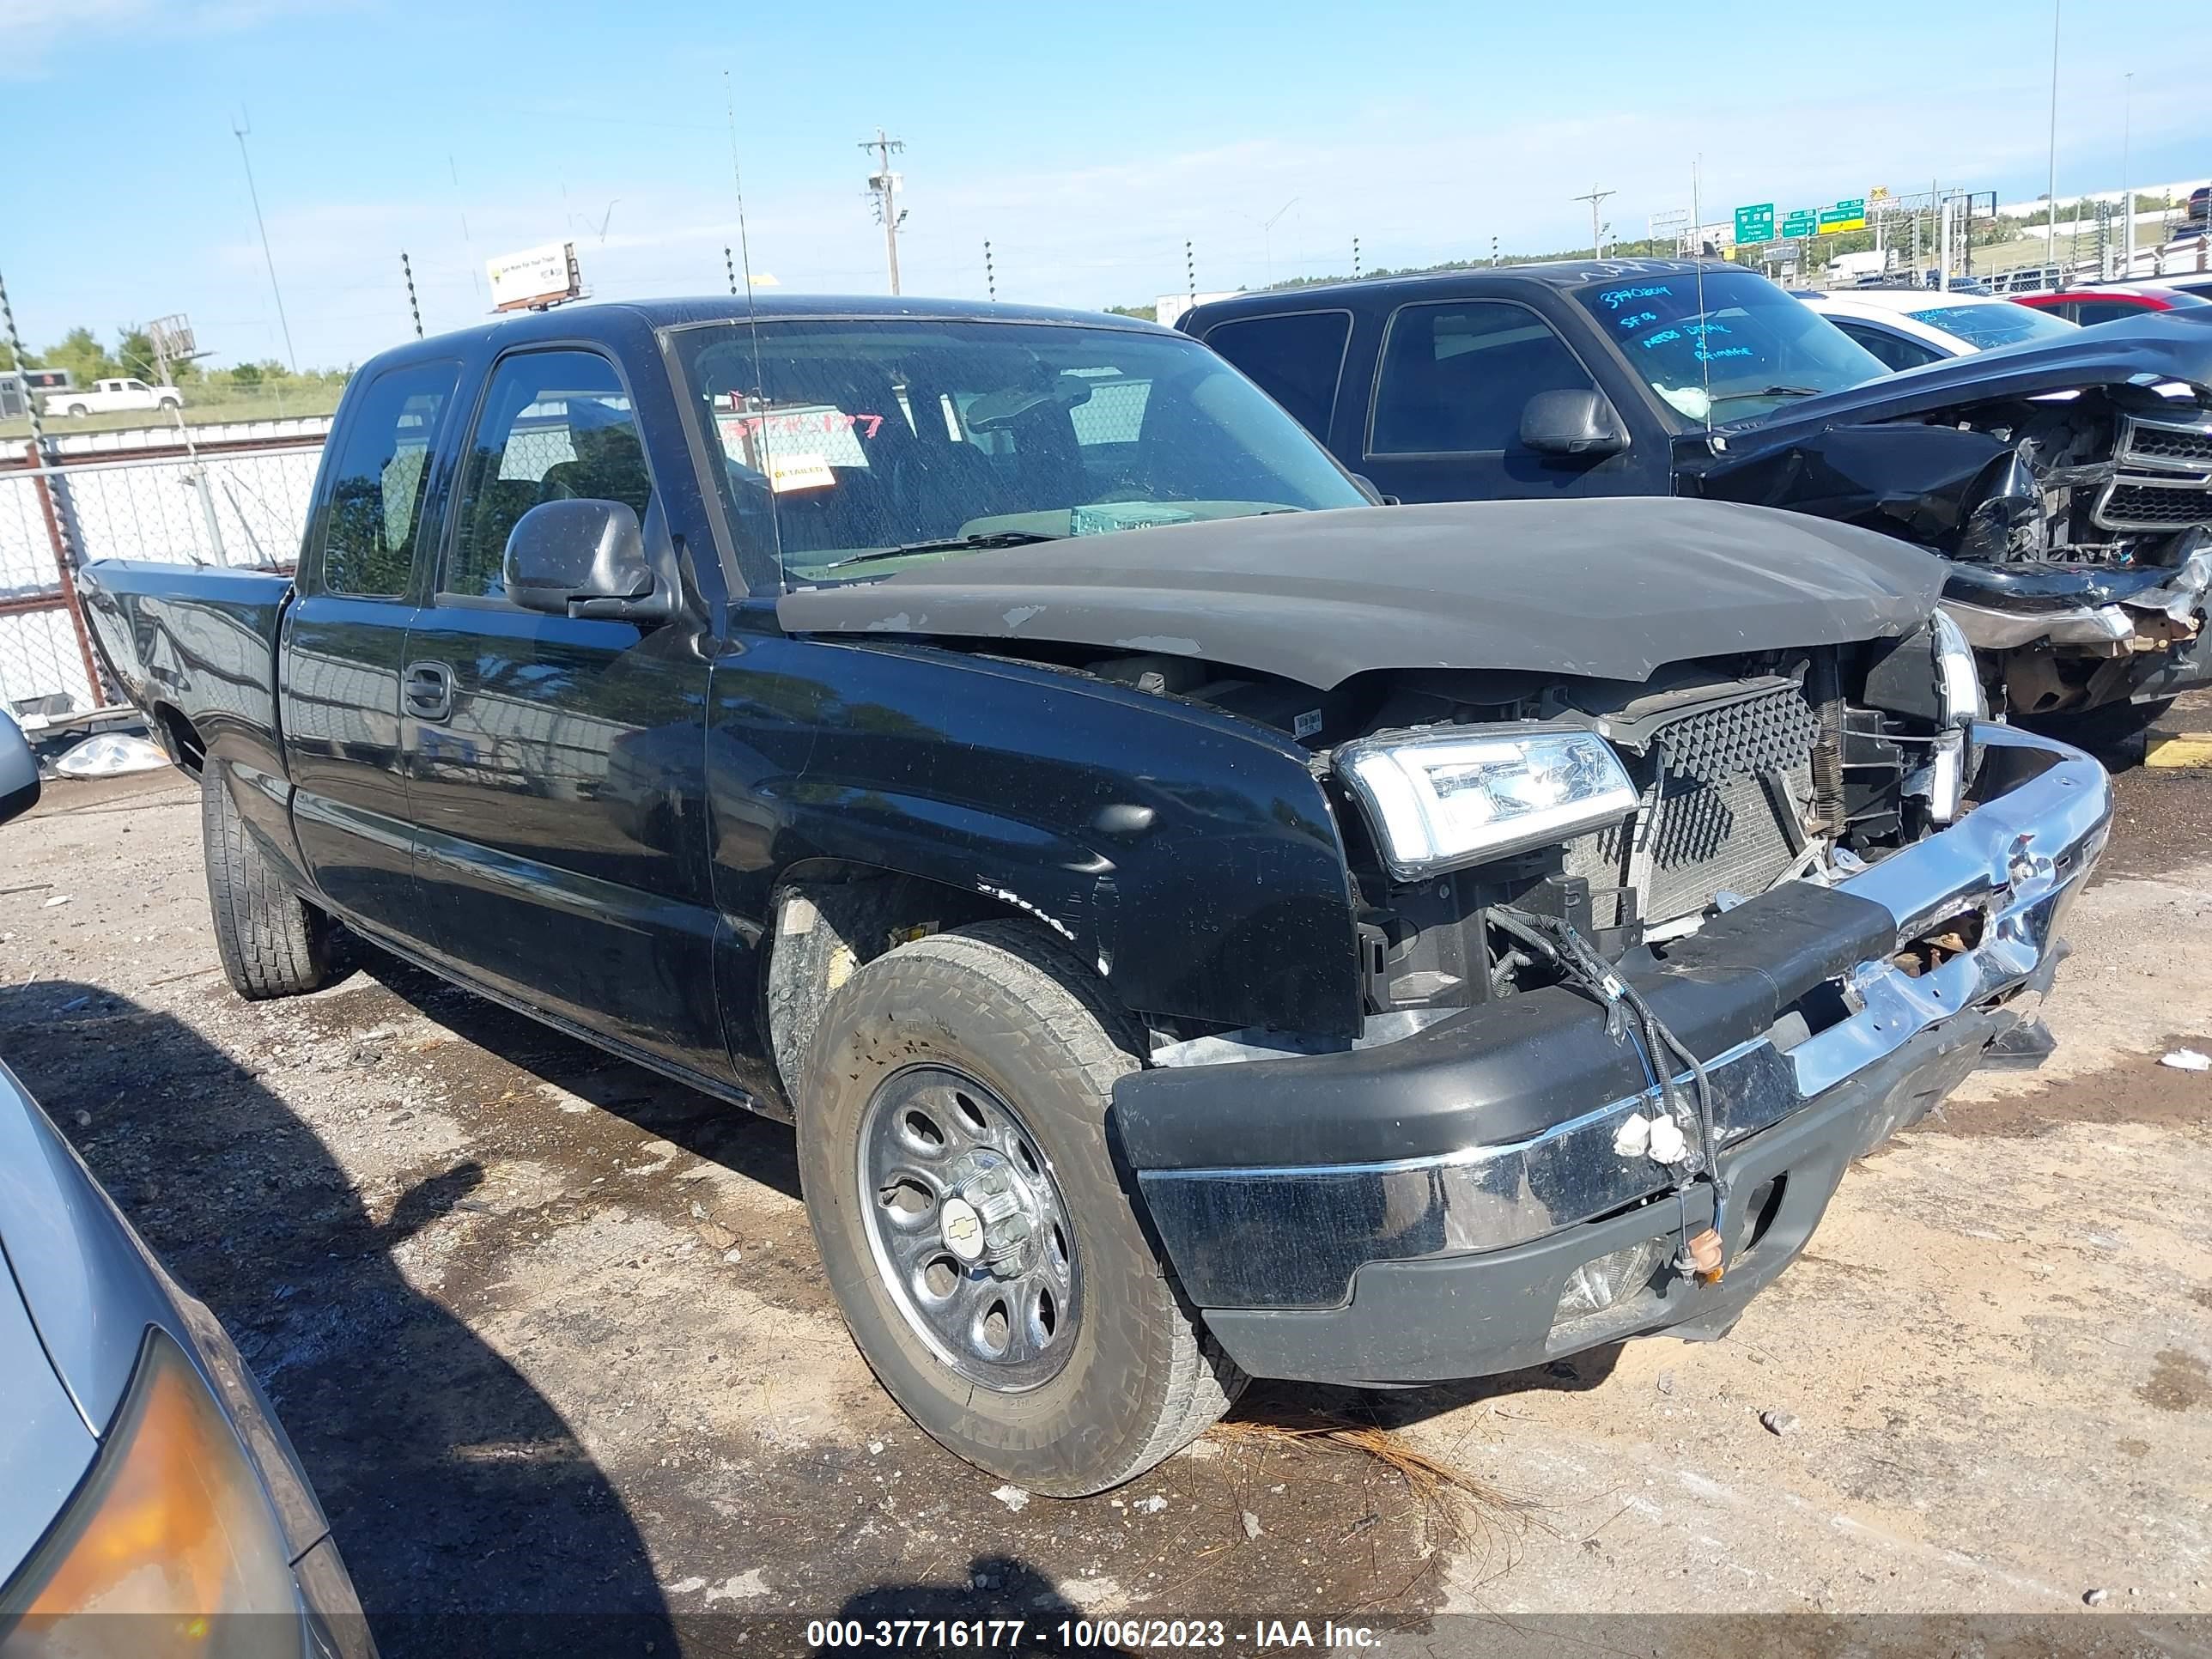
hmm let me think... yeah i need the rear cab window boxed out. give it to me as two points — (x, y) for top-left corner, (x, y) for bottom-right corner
(313, 361), (462, 598)
(1201, 310), (1352, 441)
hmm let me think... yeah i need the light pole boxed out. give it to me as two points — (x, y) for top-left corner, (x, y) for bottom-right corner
(2044, 0), (2061, 278)
(2121, 70), (2135, 278)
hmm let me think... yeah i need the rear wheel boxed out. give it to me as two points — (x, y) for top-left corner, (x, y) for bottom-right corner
(201, 767), (343, 999)
(797, 921), (1242, 1496)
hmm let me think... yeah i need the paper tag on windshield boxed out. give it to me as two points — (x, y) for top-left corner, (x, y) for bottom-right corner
(768, 452), (836, 493)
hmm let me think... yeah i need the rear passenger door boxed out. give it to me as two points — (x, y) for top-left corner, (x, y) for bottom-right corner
(278, 357), (459, 933)
(402, 347), (726, 1079)
(1358, 299), (1655, 504)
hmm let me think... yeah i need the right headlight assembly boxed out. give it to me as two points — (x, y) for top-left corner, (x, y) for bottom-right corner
(1337, 726), (1639, 880)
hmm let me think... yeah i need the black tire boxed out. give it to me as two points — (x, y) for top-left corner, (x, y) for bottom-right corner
(797, 921), (1243, 1496)
(64, 404), (88, 417)
(201, 766), (343, 1000)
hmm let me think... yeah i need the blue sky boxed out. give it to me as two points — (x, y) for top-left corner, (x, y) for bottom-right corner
(6, 0), (2209, 370)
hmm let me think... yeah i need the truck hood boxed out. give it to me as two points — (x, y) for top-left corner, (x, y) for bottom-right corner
(1718, 307), (2212, 440)
(776, 497), (1945, 689)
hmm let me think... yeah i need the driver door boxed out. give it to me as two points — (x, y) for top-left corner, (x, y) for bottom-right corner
(401, 346), (726, 1079)
(1358, 299), (1655, 505)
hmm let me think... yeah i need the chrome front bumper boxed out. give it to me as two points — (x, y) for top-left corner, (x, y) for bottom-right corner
(1125, 723), (2111, 1314)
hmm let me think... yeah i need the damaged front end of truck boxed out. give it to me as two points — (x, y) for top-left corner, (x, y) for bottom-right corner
(781, 497), (2112, 1387)
(1689, 313), (2212, 720)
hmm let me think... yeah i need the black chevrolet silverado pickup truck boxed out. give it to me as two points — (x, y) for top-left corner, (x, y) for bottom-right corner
(1184, 261), (2212, 726)
(80, 297), (2110, 1496)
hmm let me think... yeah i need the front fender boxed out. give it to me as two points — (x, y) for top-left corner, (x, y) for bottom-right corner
(706, 636), (1361, 1038)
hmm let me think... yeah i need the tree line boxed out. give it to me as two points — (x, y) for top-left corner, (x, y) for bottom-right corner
(0, 325), (348, 394)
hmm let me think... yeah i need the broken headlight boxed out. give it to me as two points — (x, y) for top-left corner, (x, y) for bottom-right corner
(1338, 727), (1638, 878)
(1930, 610), (1987, 726)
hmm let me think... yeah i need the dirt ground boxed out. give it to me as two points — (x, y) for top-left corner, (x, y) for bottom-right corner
(3, 706), (2209, 1656)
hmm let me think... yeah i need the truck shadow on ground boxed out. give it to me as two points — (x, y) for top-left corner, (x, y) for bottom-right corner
(351, 945), (804, 1203)
(0, 979), (676, 1659)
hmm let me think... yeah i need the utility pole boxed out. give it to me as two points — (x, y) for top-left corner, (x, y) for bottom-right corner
(400, 252), (422, 338)
(231, 111), (298, 374)
(983, 240), (996, 302)
(2045, 0), (2061, 278)
(1571, 185), (1616, 260)
(860, 129), (907, 295)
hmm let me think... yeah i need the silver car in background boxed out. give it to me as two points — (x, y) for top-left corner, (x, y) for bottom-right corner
(0, 712), (373, 1657)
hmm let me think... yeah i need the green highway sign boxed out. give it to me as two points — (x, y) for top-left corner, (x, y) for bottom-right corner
(1781, 210), (1819, 238)
(1733, 203), (1775, 245)
(1818, 198), (1868, 234)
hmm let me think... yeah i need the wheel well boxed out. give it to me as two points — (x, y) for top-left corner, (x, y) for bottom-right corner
(151, 705), (205, 777)
(762, 865), (1061, 1104)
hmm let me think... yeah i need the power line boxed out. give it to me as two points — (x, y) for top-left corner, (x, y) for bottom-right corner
(230, 111), (299, 374)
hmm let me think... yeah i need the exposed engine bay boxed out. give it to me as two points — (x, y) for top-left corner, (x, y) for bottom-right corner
(1700, 380), (2212, 718)
(1060, 625), (1972, 1016)
(1939, 390), (2212, 714)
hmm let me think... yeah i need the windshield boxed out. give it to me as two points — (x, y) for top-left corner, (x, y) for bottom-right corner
(671, 318), (1367, 587)
(1576, 269), (1887, 423)
(1908, 302), (2078, 350)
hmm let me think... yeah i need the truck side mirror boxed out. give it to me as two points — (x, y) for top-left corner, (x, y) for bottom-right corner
(1519, 389), (1629, 459)
(503, 499), (678, 623)
(0, 713), (40, 827)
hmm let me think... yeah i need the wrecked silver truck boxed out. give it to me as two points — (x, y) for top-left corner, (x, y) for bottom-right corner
(1185, 264), (2212, 726)
(82, 299), (2112, 1494)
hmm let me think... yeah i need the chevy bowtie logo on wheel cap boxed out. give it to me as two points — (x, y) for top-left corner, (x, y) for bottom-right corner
(939, 1197), (986, 1263)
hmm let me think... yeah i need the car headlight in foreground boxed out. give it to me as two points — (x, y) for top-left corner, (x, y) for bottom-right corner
(1337, 726), (1638, 878)
(0, 1329), (304, 1658)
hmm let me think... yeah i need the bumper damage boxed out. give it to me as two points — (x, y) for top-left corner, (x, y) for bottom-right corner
(1114, 724), (2111, 1386)
(1944, 544), (2212, 710)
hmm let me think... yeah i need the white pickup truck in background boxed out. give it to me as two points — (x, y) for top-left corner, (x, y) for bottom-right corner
(45, 377), (184, 416)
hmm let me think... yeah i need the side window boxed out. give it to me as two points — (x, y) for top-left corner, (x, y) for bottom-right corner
(1369, 301), (1596, 456)
(1836, 322), (1943, 372)
(1203, 311), (1352, 440)
(2073, 301), (2133, 327)
(446, 349), (653, 600)
(317, 360), (461, 599)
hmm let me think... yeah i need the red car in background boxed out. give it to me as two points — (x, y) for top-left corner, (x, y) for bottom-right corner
(2013, 283), (2212, 325)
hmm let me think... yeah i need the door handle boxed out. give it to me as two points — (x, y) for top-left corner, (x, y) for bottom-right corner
(404, 661), (454, 722)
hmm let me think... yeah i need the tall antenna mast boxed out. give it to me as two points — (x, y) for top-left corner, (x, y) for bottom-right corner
(860, 129), (907, 295)
(231, 111), (298, 374)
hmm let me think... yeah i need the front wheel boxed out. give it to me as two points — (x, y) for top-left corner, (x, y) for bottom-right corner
(797, 922), (1242, 1496)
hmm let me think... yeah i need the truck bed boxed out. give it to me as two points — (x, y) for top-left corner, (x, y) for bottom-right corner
(76, 560), (293, 766)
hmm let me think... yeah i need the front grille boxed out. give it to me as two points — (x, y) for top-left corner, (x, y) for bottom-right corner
(2096, 477), (2212, 531)
(1564, 684), (1815, 927)
(2117, 415), (2212, 475)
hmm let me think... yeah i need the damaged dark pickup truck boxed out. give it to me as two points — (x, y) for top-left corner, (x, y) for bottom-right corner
(1185, 261), (2212, 723)
(79, 297), (2110, 1496)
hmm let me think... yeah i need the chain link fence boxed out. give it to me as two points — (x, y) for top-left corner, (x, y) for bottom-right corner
(1, 422), (328, 726)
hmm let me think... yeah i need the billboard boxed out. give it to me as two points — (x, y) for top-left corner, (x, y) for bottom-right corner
(487, 241), (584, 312)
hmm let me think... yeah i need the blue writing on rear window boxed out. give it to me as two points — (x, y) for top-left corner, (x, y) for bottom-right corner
(1598, 284), (1673, 311)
